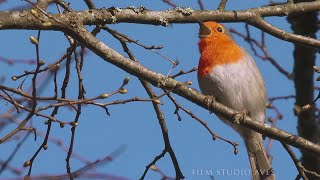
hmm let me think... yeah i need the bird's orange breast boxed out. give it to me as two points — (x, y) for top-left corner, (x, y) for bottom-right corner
(198, 37), (244, 77)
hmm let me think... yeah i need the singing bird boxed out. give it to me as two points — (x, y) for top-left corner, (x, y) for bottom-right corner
(197, 21), (274, 180)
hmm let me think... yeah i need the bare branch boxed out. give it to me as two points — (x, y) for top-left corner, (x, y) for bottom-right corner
(1, 1), (320, 47)
(282, 143), (309, 180)
(198, 0), (205, 10)
(162, 0), (177, 8)
(217, 0), (228, 10)
(167, 92), (239, 154)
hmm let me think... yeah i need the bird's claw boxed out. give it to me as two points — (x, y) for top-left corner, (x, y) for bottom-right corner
(204, 95), (215, 114)
(232, 110), (250, 124)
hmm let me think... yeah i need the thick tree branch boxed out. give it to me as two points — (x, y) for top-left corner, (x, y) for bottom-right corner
(0, 1), (320, 47)
(288, 0), (320, 177)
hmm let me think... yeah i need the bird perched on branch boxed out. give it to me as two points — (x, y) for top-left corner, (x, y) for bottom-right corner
(197, 21), (274, 180)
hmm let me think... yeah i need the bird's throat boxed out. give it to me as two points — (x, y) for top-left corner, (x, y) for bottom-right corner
(198, 40), (243, 77)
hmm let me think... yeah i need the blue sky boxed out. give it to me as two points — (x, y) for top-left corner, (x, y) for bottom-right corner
(0, 0), (313, 179)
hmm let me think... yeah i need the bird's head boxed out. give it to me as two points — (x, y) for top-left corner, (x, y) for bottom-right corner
(198, 21), (232, 41)
(197, 21), (243, 77)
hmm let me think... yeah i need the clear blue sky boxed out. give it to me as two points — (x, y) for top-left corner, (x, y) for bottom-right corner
(0, 0), (311, 179)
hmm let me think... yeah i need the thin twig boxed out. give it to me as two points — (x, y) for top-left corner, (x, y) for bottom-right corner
(281, 143), (309, 180)
(162, 0), (177, 7)
(218, 0), (228, 10)
(197, 0), (204, 10)
(167, 92), (239, 154)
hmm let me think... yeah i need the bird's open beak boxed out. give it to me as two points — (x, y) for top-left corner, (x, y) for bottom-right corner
(198, 21), (212, 39)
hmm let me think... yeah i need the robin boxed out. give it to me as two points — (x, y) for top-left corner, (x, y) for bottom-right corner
(197, 21), (274, 180)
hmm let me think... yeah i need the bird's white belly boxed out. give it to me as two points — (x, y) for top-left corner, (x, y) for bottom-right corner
(198, 59), (266, 125)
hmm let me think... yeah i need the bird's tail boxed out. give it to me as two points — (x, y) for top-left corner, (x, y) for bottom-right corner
(244, 135), (275, 180)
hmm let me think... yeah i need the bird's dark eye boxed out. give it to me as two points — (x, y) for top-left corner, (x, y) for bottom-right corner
(217, 27), (223, 33)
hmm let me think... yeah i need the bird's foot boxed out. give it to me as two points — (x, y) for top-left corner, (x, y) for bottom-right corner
(232, 110), (250, 124)
(204, 95), (215, 114)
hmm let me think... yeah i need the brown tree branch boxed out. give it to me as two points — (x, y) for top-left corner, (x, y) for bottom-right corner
(0, 132), (31, 175)
(218, 0), (228, 10)
(198, 0), (205, 10)
(288, 0), (320, 177)
(166, 92), (239, 154)
(281, 142), (309, 180)
(140, 82), (184, 179)
(162, 0), (177, 8)
(1, 1), (320, 47)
